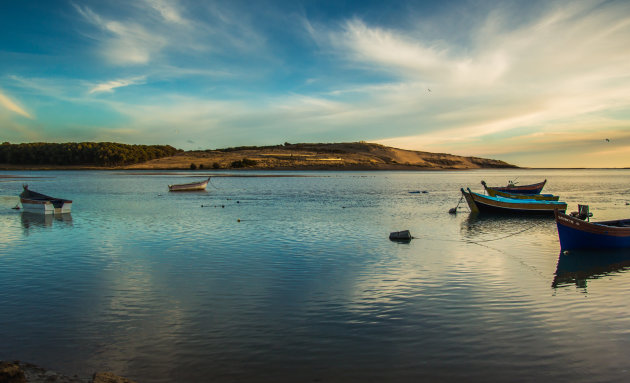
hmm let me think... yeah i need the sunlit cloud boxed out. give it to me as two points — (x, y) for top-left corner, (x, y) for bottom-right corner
(2, 1), (630, 167)
(74, 4), (168, 65)
(89, 76), (146, 94)
(144, 0), (185, 24)
(0, 90), (33, 119)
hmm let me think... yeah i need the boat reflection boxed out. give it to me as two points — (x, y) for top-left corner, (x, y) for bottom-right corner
(21, 212), (73, 230)
(552, 249), (630, 288)
(460, 214), (552, 241)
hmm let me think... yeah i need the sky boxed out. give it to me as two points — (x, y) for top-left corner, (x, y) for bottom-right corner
(1, 0), (629, 168)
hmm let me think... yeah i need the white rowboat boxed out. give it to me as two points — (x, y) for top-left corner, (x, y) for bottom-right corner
(168, 177), (211, 192)
(20, 185), (72, 215)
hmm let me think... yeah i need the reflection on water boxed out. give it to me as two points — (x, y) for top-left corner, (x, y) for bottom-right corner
(21, 212), (73, 231)
(2, 169), (630, 382)
(552, 249), (630, 289)
(460, 214), (553, 242)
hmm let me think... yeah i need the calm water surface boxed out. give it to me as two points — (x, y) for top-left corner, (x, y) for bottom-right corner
(1, 169), (629, 382)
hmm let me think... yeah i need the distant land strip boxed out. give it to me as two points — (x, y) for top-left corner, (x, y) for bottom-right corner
(0, 141), (517, 170)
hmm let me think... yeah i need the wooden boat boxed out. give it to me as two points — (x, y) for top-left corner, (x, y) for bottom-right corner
(168, 177), (210, 192)
(20, 185), (72, 215)
(555, 210), (630, 250)
(481, 181), (559, 201)
(482, 179), (547, 195)
(461, 188), (566, 215)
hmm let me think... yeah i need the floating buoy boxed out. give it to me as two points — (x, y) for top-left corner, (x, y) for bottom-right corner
(237, 219), (241, 222)
(389, 230), (413, 241)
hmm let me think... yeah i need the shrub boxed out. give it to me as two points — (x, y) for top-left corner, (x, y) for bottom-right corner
(230, 158), (258, 168)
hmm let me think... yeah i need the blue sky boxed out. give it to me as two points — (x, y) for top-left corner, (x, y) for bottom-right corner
(1, 0), (629, 167)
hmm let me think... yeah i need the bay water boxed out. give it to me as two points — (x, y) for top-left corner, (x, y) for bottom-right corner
(1, 169), (629, 382)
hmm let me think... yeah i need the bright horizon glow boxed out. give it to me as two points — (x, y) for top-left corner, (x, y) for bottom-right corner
(1, 0), (629, 168)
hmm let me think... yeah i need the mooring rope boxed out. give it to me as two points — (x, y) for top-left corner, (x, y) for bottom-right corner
(461, 225), (536, 244)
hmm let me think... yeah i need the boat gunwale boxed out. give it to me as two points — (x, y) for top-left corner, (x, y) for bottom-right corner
(555, 210), (630, 237)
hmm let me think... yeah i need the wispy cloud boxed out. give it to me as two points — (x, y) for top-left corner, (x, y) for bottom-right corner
(304, 1), (630, 166)
(89, 76), (146, 94)
(74, 3), (166, 65)
(144, 0), (185, 24)
(0, 90), (33, 119)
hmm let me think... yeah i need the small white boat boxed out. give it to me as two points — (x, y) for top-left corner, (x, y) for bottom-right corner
(168, 177), (210, 192)
(20, 185), (72, 215)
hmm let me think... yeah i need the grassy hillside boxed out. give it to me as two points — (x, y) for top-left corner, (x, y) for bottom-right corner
(124, 142), (517, 170)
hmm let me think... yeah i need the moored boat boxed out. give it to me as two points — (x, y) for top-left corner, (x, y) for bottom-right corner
(20, 185), (72, 215)
(481, 181), (559, 201)
(461, 188), (566, 215)
(555, 210), (630, 250)
(168, 177), (211, 192)
(483, 179), (547, 195)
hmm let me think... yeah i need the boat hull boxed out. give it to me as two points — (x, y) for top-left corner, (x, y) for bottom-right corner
(485, 179), (547, 195)
(20, 186), (72, 215)
(481, 182), (558, 201)
(168, 177), (210, 192)
(555, 211), (630, 250)
(462, 188), (566, 216)
(20, 199), (72, 214)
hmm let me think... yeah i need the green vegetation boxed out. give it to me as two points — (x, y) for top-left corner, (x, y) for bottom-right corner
(0, 142), (181, 166)
(216, 142), (368, 154)
(230, 158), (258, 168)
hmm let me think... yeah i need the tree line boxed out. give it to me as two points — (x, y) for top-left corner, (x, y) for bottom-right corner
(0, 142), (181, 166)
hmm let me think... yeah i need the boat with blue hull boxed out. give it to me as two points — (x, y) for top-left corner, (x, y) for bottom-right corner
(555, 210), (630, 250)
(483, 179), (547, 195)
(461, 188), (567, 215)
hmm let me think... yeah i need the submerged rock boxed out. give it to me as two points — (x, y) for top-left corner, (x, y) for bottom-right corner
(92, 372), (137, 383)
(0, 361), (136, 383)
(0, 361), (26, 383)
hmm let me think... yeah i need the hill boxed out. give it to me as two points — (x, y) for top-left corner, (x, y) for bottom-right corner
(124, 142), (517, 170)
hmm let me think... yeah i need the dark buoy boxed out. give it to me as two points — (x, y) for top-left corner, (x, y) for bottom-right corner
(448, 207), (457, 214)
(389, 230), (412, 242)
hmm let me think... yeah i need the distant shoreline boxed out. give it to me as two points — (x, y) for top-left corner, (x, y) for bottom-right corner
(0, 141), (518, 170)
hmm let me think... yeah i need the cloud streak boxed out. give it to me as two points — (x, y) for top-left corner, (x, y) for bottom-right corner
(308, 1), (630, 166)
(89, 76), (146, 94)
(2, 0), (630, 167)
(0, 90), (33, 119)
